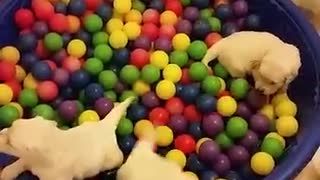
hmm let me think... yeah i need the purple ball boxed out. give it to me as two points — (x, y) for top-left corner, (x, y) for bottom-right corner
(141, 92), (160, 108)
(133, 35), (152, 50)
(239, 130), (259, 150)
(94, 97), (114, 118)
(236, 17), (245, 30)
(52, 49), (67, 65)
(246, 89), (267, 110)
(227, 145), (249, 166)
(212, 154), (231, 175)
(232, 0), (248, 17)
(154, 37), (172, 53)
(168, 114), (188, 134)
(236, 102), (252, 120)
(250, 113), (270, 134)
(175, 19), (192, 35)
(53, 68), (69, 87)
(32, 21), (48, 38)
(114, 81), (128, 94)
(58, 100), (78, 122)
(198, 140), (221, 163)
(202, 113), (224, 137)
(183, 6), (200, 22)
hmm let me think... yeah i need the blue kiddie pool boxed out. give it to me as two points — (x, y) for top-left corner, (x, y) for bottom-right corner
(0, 0), (320, 180)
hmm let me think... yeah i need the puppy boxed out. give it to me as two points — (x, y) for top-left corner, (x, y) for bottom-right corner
(202, 31), (302, 95)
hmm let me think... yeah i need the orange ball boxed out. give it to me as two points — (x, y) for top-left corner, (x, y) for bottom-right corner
(62, 56), (82, 72)
(36, 81), (58, 102)
(205, 32), (222, 47)
(67, 15), (81, 33)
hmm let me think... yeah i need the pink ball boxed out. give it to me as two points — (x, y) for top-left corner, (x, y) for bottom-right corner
(159, 25), (176, 39)
(37, 81), (58, 102)
(143, 9), (160, 25)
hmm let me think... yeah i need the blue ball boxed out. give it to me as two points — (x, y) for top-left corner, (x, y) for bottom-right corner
(188, 122), (203, 140)
(112, 48), (130, 67)
(149, 0), (165, 12)
(186, 154), (206, 173)
(60, 86), (77, 100)
(192, 19), (212, 40)
(201, 170), (219, 180)
(18, 32), (37, 52)
(215, 4), (233, 21)
(32, 21), (49, 38)
(68, 0), (86, 16)
(21, 53), (39, 71)
(180, 84), (200, 104)
(196, 94), (217, 113)
(245, 14), (261, 30)
(62, 32), (72, 47)
(70, 70), (90, 90)
(222, 22), (239, 37)
(84, 83), (104, 103)
(96, 3), (113, 22)
(119, 135), (136, 155)
(76, 29), (92, 45)
(51, 96), (64, 109)
(31, 61), (53, 81)
(54, 1), (67, 14)
(191, 0), (210, 9)
(127, 103), (148, 122)
(0, 153), (18, 168)
(175, 83), (184, 96)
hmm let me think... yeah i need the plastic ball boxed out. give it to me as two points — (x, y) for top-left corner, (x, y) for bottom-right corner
(271, 93), (289, 106)
(160, 10), (178, 25)
(172, 33), (190, 51)
(84, 57), (104, 76)
(149, 0), (165, 12)
(175, 134), (196, 154)
(62, 56), (81, 72)
(187, 41), (208, 60)
(0, 61), (15, 81)
(31, 61), (53, 81)
(156, 126), (174, 147)
(32, 21), (49, 38)
(201, 76), (221, 96)
(196, 138), (211, 153)
(265, 132), (286, 149)
(165, 0), (183, 16)
(235, 102), (252, 120)
(259, 104), (275, 121)
(275, 100), (297, 117)
(215, 132), (233, 149)
(120, 65), (140, 85)
(191, 0), (210, 9)
(189, 62), (209, 81)
(104, 91), (117, 102)
(15, 8), (35, 29)
(156, 80), (176, 100)
(96, 3), (112, 21)
(57, 100), (77, 123)
(179, 84), (200, 104)
(93, 44), (113, 63)
(18, 89), (38, 108)
(112, 48), (130, 66)
(154, 37), (173, 53)
(109, 30), (129, 49)
(215, 4), (233, 21)
(0, 46), (20, 64)
(14, 65), (26, 83)
(67, 39), (87, 58)
(32, 1), (54, 21)
(123, 22), (141, 40)
(78, 110), (100, 125)
(276, 116), (298, 137)
(106, 18), (124, 34)
(198, 140), (220, 162)
(205, 32), (222, 47)
(150, 50), (169, 69)
(232, 0), (248, 17)
(192, 19), (212, 40)
(0, 84), (13, 105)
(142, 9), (160, 25)
(202, 113), (224, 137)
(250, 113), (270, 134)
(184, 104), (202, 123)
(5, 80), (21, 100)
(250, 152), (275, 176)
(217, 96), (237, 117)
(36, 81), (58, 102)
(196, 94), (217, 113)
(70, 70), (90, 90)
(113, 0), (132, 14)
(18, 32), (38, 52)
(125, 9), (142, 23)
(163, 64), (182, 83)
(226, 116), (248, 139)
(84, 83), (104, 103)
(239, 130), (259, 150)
(68, 0), (86, 16)
(244, 14), (261, 30)
(141, 91), (160, 108)
(0, 105), (19, 127)
(185, 154), (205, 174)
(117, 117), (134, 136)
(127, 103), (148, 121)
(43, 32), (63, 52)
(32, 104), (55, 120)
(165, 97), (184, 115)
(227, 145), (250, 166)
(133, 80), (151, 96)
(175, 19), (192, 35)
(134, 119), (154, 138)
(94, 97), (114, 118)
(183, 6), (200, 22)
(141, 23), (159, 41)
(149, 107), (170, 125)
(119, 135), (136, 155)
(159, 25), (176, 39)
(230, 78), (250, 99)
(49, 13), (68, 33)
(23, 73), (39, 89)
(55, 1), (67, 14)
(246, 89), (268, 110)
(212, 154), (231, 175)
(169, 50), (188, 67)
(261, 137), (284, 159)
(166, 149), (187, 168)
(188, 122), (202, 140)
(200, 8), (214, 19)
(168, 114), (188, 134)
(130, 49), (150, 69)
(134, 35), (152, 50)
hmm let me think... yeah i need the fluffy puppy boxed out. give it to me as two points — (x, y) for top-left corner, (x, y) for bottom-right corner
(202, 31), (301, 95)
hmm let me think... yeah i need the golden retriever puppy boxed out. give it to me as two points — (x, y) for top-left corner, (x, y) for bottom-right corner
(202, 31), (301, 95)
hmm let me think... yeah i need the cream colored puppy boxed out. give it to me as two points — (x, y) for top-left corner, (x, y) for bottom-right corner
(202, 31), (301, 95)
(0, 97), (135, 180)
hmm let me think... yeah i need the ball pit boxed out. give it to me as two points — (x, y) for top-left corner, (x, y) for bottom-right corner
(0, 0), (320, 180)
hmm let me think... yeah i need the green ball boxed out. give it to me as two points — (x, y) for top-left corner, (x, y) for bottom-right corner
(208, 17), (221, 32)
(0, 105), (19, 127)
(74, 100), (85, 114)
(99, 70), (118, 90)
(187, 40), (208, 60)
(84, 14), (103, 33)
(120, 90), (138, 103)
(261, 137), (284, 158)
(117, 117), (133, 136)
(94, 44), (113, 63)
(104, 91), (117, 102)
(215, 132), (234, 149)
(18, 89), (38, 108)
(92, 31), (109, 46)
(201, 76), (221, 96)
(84, 58), (104, 75)
(120, 65), (140, 85)
(200, 8), (214, 20)
(141, 64), (161, 84)
(78, 90), (86, 103)
(32, 104), (55, 120)
(214, 63), (229, 79)
(226, 116), (248, 139)
(230, 78), (250, 99)
(180, 0), (191, 6)
(44, 32), (63, 52)
(189, 62), (209, 81)
(132, 0), (146, 12)
(170, 50), (189, 67)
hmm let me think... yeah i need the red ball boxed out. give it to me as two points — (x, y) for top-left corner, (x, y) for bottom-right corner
(174, 134), (196, 154)
(143, 9), (160, 25)
(62, 56), (82, 73)
(149, 107), (170, 126)
(43, 60), (57, 71)
(36, 40), (50, 59)
(141, 23), (159, 41)
(0, 61), (16, 81)
(36, 81), (58, 102)
(218, 90), (231, 98)
(85, 0), (102, 11)
(180, 68), (192, 84)
(5, 80), (21, 100)
(49, 13), (68, 33)
(205, 32), (223, 47)
(159, 25), (176, 39)
(15, 9), (35, 29)
(166, 0), (183, 16)
(165, 97), (184, 115)
(33, 1), (54, 21)
(184, 105), (202, 122)
(130, 48), (150, 69)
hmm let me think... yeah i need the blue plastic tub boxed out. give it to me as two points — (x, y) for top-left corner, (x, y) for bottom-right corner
(1, 0), (320, 179)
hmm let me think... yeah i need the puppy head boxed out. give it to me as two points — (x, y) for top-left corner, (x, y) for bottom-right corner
(252, 44), (301, 95)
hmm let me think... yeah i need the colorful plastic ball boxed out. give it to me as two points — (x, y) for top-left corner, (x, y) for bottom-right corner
(217, 96), (237, 117)
(196, 137), (211, 153)
(62, 56), (82, 72)
(162, 64), (182, 83)
(150, 50), (169, 70)
(275, 100), (297, 117)
(18, 32), (37, 52)
(232, 0), (248, 17)
(0, 84), (13, 105)
(156, 80), (176, 100)
(66, 39), (86, 58)
(142, 9), (160, 25)
(83, 0), (101, 11)
(196, 94), (217, 114)
(14, 8), (35, 29)
(238, 130), (259, 150)
(104, 91), (117, 102)
(134, 119), (154, 138)
(5, 80), (21, 100)
(198, 140), (221, 162)
(159, 25), (176, 39)
(94, 44), (113, 63)
(36, 81), (58, 102)
(215, 132), (233, 149)
(261, 137), (284, 159)
(191, 0), (210, 9)
(44, 32), (63, 52)
(186, 153), (206, 173)
(169, 51), (188, 67)
(112, 48), (130, 66)
(0, 61), (16, 81)
(141, 23), (159, 41)
(133, 80), (151, 96)
(168, 114), (188, 135)
(155, 126), (174, 147)
(189, 62), (209, 81)
(78, 110), (100, 125)
(227, 145), (250, 166)
(49, 13), (68, 33)
(230, 78), (250, 99)
(184, 104), (202, 123)
(179, 84), (200, 104)
(271, 93), (289, 106)
(212, 154), (231, 175)
(244, 14), (261, 30)
(125, 9), (142, 23)
(174, 134), (196, 154)
(154, 37), (173, 53)
(113, 0), (131, 14)
(246, 89), (268, 110)
(84, 57), (104, 76)
(250, 113), (270, 134)
(31, 61), (53, 81)
(205, 32), (222, 47)
(54, 1), (67, 14)
(201, 76), (221, 96)
(202, 113), (224, 137)
(120, 65), (140, 85)
(149, 0), (165, 12)
(175, 19), (192, 35)
(18, 88), (38, 108)
(276, 116), (298, 137)
(166, 0), (183, 15)
(250, 152), (275, 176)
(0, 105), (19, 127)
(123, 22), (141, 40)
(130, 49), (150, 69)
(0, 46), (20, 64)
(166, 149), (187, 168)
(165, 97), (184, 115)
(160, 10), (178, 25)
(134, 35), (152, 50)
(188, 122), (202, 140)
(172, 33), (190, 51)
(141, 92), (160, 108)
(94, 97), (114, 118)
(221, 22), (239, 37)
(84, 83), (104, 103)
(200, 8), (214, 19)
(235, 102), (253, 120)
(119, 135), (136, 155)
(117, 117), (134, 136)
(183, 6), (200, 22)
(201, 171), (219, 180)
(32, 21), (49, 38)
(259, 104), (275, 121)
(215, 4), (233, 21)
(23, 73), (38, 89)
(192, 19), (212, 40)
(58, 100), (77, 122)
(187, 41), (208, 60)
(70, 70), (90, 90)
(32, 104), (55, 120)
(114, 82), (128, 94)
(226, 116), (248, 139)
(32, 1), (54, 21)
(183, 171), (199, 180)
(109, 30), (129, 49)
(127, 103), (148, 122)
(149, 107), (170, 125)
(265, 132), (285, 149)
(68, 0), (86, 16)
(106, 18), (124, 34)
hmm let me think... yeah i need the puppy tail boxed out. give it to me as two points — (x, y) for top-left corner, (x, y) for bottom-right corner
(201, 41), (221, 67)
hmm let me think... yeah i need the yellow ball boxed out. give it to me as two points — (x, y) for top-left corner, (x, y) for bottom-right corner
(271, 93), (289, 106)
(123, 22), (141, 40)
(156, 125), (174, 147)
(276, 116), (299, 137)
(183, 171), (199, 180)
(217, 96), (237, 117)
(133, 80), (151, 96)
(9, 102), (23, 118)
(165, 149), (187, 168)
(67, 39), (86, 58)
(265, 132), (286, 148)
(23, 73), (38, 89)
(150, 50), (169, 69)
(134, 119), (154, 138)
(106, 18), (124, 34)
(0, 84), (13, 105)
(0, 46), (20, 64)
(109, 30), (128, 49)
(113, 0), (132, 14)
(163, 64), (182, 83)
(218, 77), (226, 93)
(160, 10), (178, 25)
(112, 10), (124, 20)
(172, 33), (190, 51)
(15, 65), (26, 82)
(275, 100), (297, 117)
(259, 104), (275, 121)
(196, 137), (211, 153)
(125, 9), (142, 24)
(250, 152), (275, 176)
(156, 80), (176, 100)
(78, 110), (100, 125)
